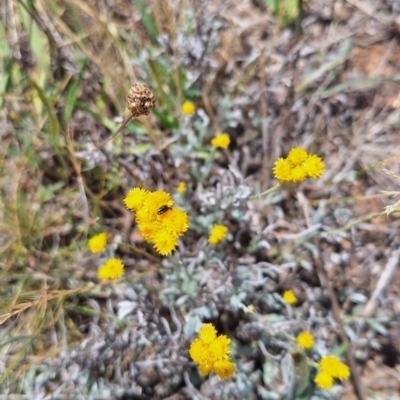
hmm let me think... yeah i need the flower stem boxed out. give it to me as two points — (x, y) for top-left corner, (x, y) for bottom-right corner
(98, 114), (133, 148)
(251, 183), (281, 199)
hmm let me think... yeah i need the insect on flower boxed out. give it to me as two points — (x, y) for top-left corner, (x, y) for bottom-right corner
(157, 205), (171, 215)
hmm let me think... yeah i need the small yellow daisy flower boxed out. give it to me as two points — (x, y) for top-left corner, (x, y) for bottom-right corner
(189, 323), (235, 380)
(210, 335), (231, 359)
(177, 181), (186, 193)
(283, 290), (297, 305)
(189, 338), (206, 364)
(98, 258), (124, 280)
(199, 323), (218, 343)
(303, 154), (325, 179)
(88, 232), (107, 253)
(315, 371), (334, 390)
(160, 208), (190, 237)
(213, 359), (235, 380)
(296, 331), (314, 350)
(290, 165), (307, 183)
(152, 230), (179, 256)
(287, 147), (308, 166)
(211, 133), (231, 149)
(320, 356), (350, 381)
(181, 100), (196, 115)
(273, 158), (293, 182)
(124, 187), (148, 212)
(208, 224), (228, 245)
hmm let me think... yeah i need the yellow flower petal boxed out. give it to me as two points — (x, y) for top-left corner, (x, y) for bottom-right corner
(199, 324), (217, 343)
(211, 133), (231, 149)
(123, 187), (148, 211)
(273, 158), (293, 183)
(296, 331), (314, 350)
(98, 258), (124, 280)
(152, 230), (178, 256)
(290, 165), (307, 182)
(303, 154), (325, 179)
(283, 290), (297, 305)
(208, 224), (228, 245)
(88, 232), (107, 253)
(315, 371), (334, 389)
(213, 359), (235, 379)
(287, 147), (308, 166)
(210, 335), (231, 359)
(189, 338), (206, 364)
(320, 356), (350, 381)
(177, 181), (186, 193)
(181, 101), (196, 115)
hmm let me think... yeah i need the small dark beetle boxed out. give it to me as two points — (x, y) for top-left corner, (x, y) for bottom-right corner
(157, 205), (171, 215)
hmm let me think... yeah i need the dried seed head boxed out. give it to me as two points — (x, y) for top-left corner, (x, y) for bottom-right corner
(126, 83), (156, 117)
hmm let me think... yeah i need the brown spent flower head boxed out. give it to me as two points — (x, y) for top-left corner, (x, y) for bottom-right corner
(126, 83), (156, 117)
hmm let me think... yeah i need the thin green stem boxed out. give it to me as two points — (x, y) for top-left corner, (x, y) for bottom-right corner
(251, 183), (281, 199)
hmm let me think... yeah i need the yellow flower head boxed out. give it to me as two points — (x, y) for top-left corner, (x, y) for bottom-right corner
(211, 133), (231, 149)
(273, 158), (293, 183)
(160, 208), (190, 237)
(287, 147), (308, 166)
(98, 258), (124, 280)
(124, 187), (148, 211)
(296, 331), (314, 350)
(210, 335), (231, 359)
(152, 229), (179, 256)
(199, 323), (217, 343)
(189, 323), (235, 380)
(177, 181), (186, 194)
(138, 190), (174, 222)
(208, 224), (228, 245)
(88, 232), (107, 253)
(124, 187), (189, 256)
(315, 371), (334, 390)
(213, 359), (235, 380)
(189, 338), (206, 364)
(283, 290), (297, 305)
(181, 100), (196, 115)
(303, 154), (325, 179)
(290, 165), (307, 183)
(273, 149), (325, 183)
(320, 356), (350, 381)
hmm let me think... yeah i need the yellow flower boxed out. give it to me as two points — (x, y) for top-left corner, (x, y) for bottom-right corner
(160, 208), (189, 237)
(211, 133), (231, 149)
(246, 304), (255, 313)
(152, 230), (179, 256)
(208, 224), (228, 245)
(124, 187), (189, 256)
(283, 290), (297, 305)
(213, 359), (235, 380)
(124, 187), (148, 211)
(98, 258), (124, 280)
(273, 158), (293, 183)
(320, 356), (350, 381)
(296, 331), (314, 350)
(315, 371), (334, 389)
(199, 323), (217, 343)
(287, 147), (308, 166)
(138, 190), (174, 222)
(189, 338), (206, 364)
(181, 100), (196, 115)
(303, 154), (325, 179)
(88, 232), (107, 253)
(177, 181), (186, 193)
(210, 335), (231, 358)
(189, 323), (235, 380)
(273, 149), (325, 183)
